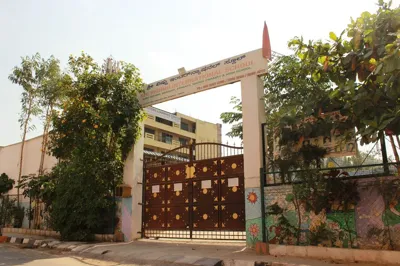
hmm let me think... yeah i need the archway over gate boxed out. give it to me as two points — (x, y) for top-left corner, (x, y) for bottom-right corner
(123, 23), (272, 247)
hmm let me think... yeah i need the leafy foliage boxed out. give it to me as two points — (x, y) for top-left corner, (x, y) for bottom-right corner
(0, 173), (15, 228)
(49, 54), (143, 161)
(0, 197), (17, 228)
(222, 2), (400, 152)
(50, 159), (116, 240)
(0, 173), (14, 196)
(367, 178), (400, 250)
(220, 97), (243, 139)
(12, 205), (25, 228)
(266, 203), (299, 244)
(48, 54), (143, 240)
(9, 53), (62, 201)
(0, 173), (25, 229)
(309, 222), (336, 246)
(288, 1), (400, 141)
(18, 174), (56, 212)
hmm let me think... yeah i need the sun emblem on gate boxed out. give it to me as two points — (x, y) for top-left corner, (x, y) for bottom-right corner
(247, 192), (258, 204)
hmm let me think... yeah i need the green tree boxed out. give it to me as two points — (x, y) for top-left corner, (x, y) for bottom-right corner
(18, 173), (56, 229)
(220, 55), (340, 170)
(220, 55), (338, 142)
(9, 53), (61, 204)
(0, 173), (15, 228)
(0, 173), (14, 196)
(36, 56), (65, 176)
(220, 96), (243, 139)
(48, 53), (143, 240)
(288, 1), (400, 142)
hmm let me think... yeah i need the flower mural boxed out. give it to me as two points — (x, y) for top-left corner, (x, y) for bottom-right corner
(247, 191), (258, 204)
(249, 223), (260, 237)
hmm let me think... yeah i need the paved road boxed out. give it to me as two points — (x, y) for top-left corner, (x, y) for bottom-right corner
(0, 243), (186, 266)
(0, 244), (132, 266)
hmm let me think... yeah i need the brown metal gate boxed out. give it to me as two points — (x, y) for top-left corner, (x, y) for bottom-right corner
(143, 143), (245, 240)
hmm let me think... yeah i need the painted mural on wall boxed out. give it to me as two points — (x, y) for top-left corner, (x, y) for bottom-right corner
(121, 197), (133, 241)
(114, 197), (133, 241)
(245, 187), (263, 247)
(264, 178), (400, 250)
(356, 179), (400, 249)
(265, 185), (357, 248)
(265, 186), (313, 246)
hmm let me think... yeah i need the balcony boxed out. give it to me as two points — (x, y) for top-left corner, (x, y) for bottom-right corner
(144, 133), (184, 148)
(145, 132), (155, 140)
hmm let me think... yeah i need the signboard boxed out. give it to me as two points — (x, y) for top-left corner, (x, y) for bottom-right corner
(201, 180), (212, 189)
(301, 130), (357, 157)
(152, 185), (160, 193)
(174, 183), (183, 192)
(228, 177), (239, 187)
(139, 48), (269, 107)
(144, 106), (181, 125)
(273, 130), (357, 159)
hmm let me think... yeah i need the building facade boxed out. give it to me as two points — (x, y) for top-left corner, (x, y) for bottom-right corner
(0, 108), (221, 229)
(0, 107), (221, 191)
(143, 107), (222, 160)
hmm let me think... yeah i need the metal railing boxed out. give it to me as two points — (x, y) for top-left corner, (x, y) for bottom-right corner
(260, 122), (400, 186)
(262, 162), (399, 186)
(144, 142), (243, 167)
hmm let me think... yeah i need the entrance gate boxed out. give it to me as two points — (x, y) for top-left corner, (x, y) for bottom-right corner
(143, 142), (246, 240)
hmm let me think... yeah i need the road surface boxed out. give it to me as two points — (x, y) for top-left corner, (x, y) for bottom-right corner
(0, 244), (171, 266)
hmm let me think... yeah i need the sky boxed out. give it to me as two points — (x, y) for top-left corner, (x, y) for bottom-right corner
(0, 0), (399, 147)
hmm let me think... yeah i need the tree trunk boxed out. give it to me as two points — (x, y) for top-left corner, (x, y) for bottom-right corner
(388, 134), (400, 176)
(0, 195), (4, 228)
(17, 95), (33, 206)
(38, 105), (52, 176)
(294, 195), (302, 245)
(396, 135), (400, 165)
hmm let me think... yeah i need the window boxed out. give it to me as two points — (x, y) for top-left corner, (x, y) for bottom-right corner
(191, 123), (196, 133)
(144, 127), (155, 135)
(156, 116), (173, 126)
(144, 147), (154, 152)
(161, 133), (173, 144)
(179, 137), (188, 146)
(181, 122), (189, 131)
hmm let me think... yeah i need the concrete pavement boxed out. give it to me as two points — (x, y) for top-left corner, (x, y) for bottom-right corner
(0, 244), (102, 266)
(1, 234), (397, 266)
(0, 243), (187, 266)
(75, 239), (386, 266)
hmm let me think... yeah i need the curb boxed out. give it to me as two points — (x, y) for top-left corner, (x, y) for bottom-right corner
(0, 237), (310, 266)
(222, 260), (302, 266)
(1, 236), (53, 249)
(1, 235), (94, 252)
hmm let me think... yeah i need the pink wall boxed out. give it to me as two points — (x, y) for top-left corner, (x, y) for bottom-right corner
(0, 136), (58, 195)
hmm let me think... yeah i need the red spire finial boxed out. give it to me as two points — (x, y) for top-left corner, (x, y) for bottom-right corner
(262, 22), (272, 60)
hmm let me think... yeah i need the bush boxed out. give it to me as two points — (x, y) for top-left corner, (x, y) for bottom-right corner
(50, 158), (117, 241)
(13, 205), (25, 228)
(0, 196), (16, 227)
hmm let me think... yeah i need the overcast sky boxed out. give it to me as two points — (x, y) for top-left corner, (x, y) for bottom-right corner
(0, 0), (398, 147)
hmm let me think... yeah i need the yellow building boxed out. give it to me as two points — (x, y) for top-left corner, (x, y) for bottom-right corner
(143, 107), (222, 161)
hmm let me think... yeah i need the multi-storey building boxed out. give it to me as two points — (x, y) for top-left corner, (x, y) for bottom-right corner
(0, 107), (222, 194)
(142, 107), (222, 161)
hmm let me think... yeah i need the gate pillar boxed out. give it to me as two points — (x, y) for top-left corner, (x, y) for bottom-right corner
(241, 76), (266, 248)
(122, 123), (144, 241)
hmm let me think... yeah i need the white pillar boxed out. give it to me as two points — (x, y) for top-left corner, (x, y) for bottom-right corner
(240, 76), (266, 248)
(122, 123), (144, 241)
(241, 76), (265, 188)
